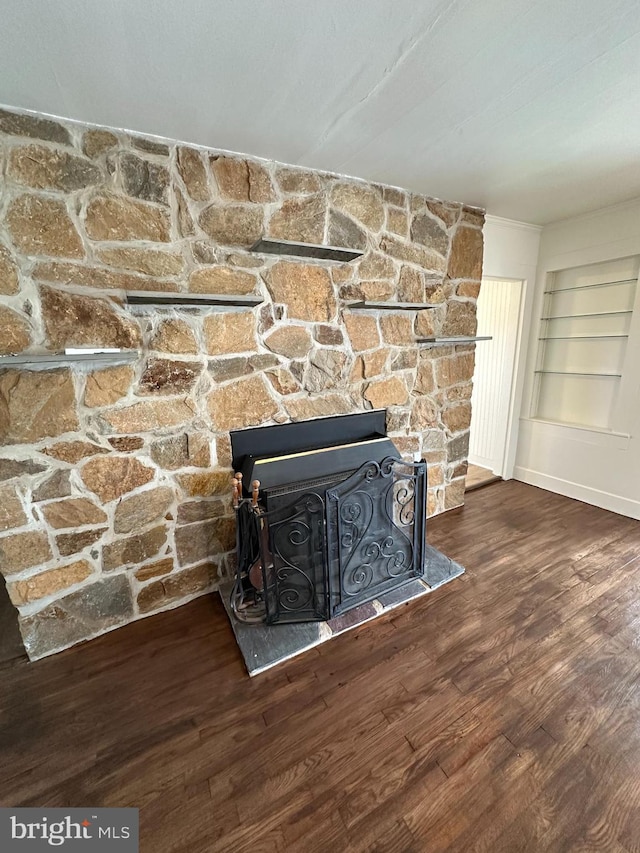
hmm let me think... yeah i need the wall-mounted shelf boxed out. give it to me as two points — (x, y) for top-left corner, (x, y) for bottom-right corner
(346, 301), (437, 311)
(416, 336), (492, 346)
(541, 310), (633, 320)
(0, 350), (139, 369)
(125, 291), (263, 308)
(534, 370), (622, 378)
(543, 278), (637, 295)
(250, 238), (363, 263)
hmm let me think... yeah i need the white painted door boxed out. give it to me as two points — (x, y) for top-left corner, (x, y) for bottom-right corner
(469, 278), (524, 477)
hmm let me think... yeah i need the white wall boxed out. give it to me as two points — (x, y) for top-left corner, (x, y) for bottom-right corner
(480, 216), (541, 478)
(514, 198), (640, 520)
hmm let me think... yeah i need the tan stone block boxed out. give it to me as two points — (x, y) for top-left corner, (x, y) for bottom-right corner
(0, 530), (52, 576)
(0, 245), (20, 295)
(426, 200), (461, 228)
(391, 349), (418, 371)
(203, 311), (257, 356)
(444, 478), (466, 511)
(6, 195), (84, 258)
(460, 206), (485, 227)
(362, 348), (390, 378)
(207, 375), (278, 431)
(176, 188), (195, 237)
(149, 433), (210, 470)
(410, 398), (438, 431)
(176, 518), (234, 565)
(344, 313), (380, 352)
(448, 225), (483, 280)
(457, 281), (481, 299)
(380, 313), (414, 346)
(397, 267), (424, 303)
(8, 144), (101, 192)
(424, 280), (447, 303)
(131, 137), (169, 156)
(267, 369), (300, 396)
(81, 456), (154, 503)
(345, 280), (395, 302)
(0, 370), (79, 445)
(304, 350), (347, 393)
(451, 460), (469, 479)
(393, 435), (420, 458)
(134, 557), (174, 582)
(415, 310), (435, 338)
(32, 470), (72, 502)
(0, 484), (27, 531)
(198, 204), (263, 245)
(428, 465), (445, 488)
(44, 441), (108, 464)
(101, 399), (195, 433)
(248, 162), (276, 202)
(40, 286), (141, 350)
(358, 252), (396, 280)
(215, 434), (232, 467)
(328, 210), (367, 251)
(331, 183), (384, 231)
(107, 436), (144, 452)
(331, 264), (354, 286)
(386, 207), (408, 237)
(33, 260), (179, 292)
(415, 357), (435, 394)
(442, 403), (472, 434)
(266, 262), (336, 322)
(211, 156), (250, 200)
(84, 365), (133, 407)
(0, 108), (71, 145)
(350, 356), (364, 382)
(442, 301), (477, 337)
(383, 187), (407, 207)
(268, 195), (326, 243)
(177, 500), (225, 525)
(275, 167), (321, 194)
(189, 266), (257, 295)
(102, 525), (167, 571)
(139, 358), (201, 395)
(444, 382), (473, 403)
(285, 394), (352, 421)
(379, 235), (447, 272)
(150, 319), (198, 355)
(410, 213), (449, 256)
(41, 498), (107, 530)
(96, 247), (184, 277)
(427, 488), (439, 517)
(314, 325), (344, 346)
(435, 353), (475, 388)
(85, 194), (170, 242)
(176, 471), (231, 497)
(56, 528), (106, 557)
(0, 306), (30, 354)
(82, 129), (118, 158)
(114, 486), (174, 534)
(264, 325), (312, 358)
(8, 560), (93, 606)
(363, 376), (408, 408)
(137, 562), (216, 613)
(225, 251), (264, 268)
(177, 146), (210, 201)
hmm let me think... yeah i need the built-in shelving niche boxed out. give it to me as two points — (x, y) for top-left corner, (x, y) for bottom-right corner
(533, 258), (639, 430)
(250, 238), (363, 263)
(416, 336), (492, 347)
(125, 292), (263, 308)
(0, 351), (139, 370)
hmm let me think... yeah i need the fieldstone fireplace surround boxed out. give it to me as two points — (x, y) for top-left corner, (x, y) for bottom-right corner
(0, 105), (483, 661)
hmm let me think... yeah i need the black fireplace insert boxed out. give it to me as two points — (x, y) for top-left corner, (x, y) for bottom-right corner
(229, 411), (427, 625)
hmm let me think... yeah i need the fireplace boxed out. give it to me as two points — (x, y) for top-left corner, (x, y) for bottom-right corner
(229, 411), (427, 625)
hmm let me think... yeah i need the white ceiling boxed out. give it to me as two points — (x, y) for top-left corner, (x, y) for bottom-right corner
(2, 0), (640, 224)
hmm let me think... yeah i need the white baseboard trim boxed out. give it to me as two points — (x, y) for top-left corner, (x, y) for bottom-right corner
(513, 466), (640, 521)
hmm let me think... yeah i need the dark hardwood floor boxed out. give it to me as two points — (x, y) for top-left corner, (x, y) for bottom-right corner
(2, 480), (640, 852)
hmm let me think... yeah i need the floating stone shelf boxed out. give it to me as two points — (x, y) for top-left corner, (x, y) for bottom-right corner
(0, 351), (139, 369)
(125, 291), (263, 307)
(249, 237), (363, 263)
(346, 301), (437, 310)
(415, 336), (493, 345)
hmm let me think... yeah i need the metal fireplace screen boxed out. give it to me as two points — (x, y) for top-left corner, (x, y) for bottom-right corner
(235, 456), (426, 625)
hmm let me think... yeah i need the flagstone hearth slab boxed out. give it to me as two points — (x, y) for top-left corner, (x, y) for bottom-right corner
(220, 545), (464, 676)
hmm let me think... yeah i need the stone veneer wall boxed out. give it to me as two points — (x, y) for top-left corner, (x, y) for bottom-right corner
(0, 106), (484, 660)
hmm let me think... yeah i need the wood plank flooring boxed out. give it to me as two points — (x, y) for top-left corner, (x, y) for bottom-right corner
(2, 480), (640, 852)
